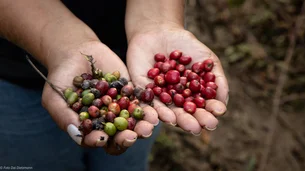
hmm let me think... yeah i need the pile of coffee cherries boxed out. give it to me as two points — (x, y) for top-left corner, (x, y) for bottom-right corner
(64, 70), (144, 137)
(145, 50), (218, 114)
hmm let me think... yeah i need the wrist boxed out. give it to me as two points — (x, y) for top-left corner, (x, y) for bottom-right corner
(126, 21), (184, 42)
(39, 20), (99, 69)
(125, 0), (185, 42)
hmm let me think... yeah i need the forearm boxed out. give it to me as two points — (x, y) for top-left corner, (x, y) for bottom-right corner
(0, 0), (98, 68)
(125, 0), (185, 41)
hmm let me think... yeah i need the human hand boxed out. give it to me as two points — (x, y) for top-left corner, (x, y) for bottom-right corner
(127, 26), (229, 135)
(41, 41), (154, 155)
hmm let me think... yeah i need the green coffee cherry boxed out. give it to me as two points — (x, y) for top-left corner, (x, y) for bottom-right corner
(114, 117), (128, 131)
(133, 107), (144, 120)
(119, 109), (130, 119)
(101, 106), (108, 112)
(116, 94), (122, 100)
(82, 93), (95, 106)
(67, 92), (78, 105)
(81, 89), (91, 97)
(104, 73), (117, 83)
(104, 122), (117, 136)
(79, 112), (89, 121)
(64, 88), (74, 99)
(112, 71), (120, 80)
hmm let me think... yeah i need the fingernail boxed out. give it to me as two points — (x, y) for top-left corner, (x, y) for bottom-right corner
(215, 108), (225, 115)
(142, 132), (152, 138)
(154, 120), (160, 126)
(168, 122), (177, 127)
(191, 131), (202, 136)
(96, 136), (107, 147)
(67, 124), (82, 145)
(123, 138), (137, 147)
(225, 95), (229, 106)
(205, 125), (217, 131)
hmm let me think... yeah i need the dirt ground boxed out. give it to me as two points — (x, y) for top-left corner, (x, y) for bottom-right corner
(149, 0), (305, 171)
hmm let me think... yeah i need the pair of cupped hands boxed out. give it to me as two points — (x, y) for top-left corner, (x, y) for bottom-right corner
(42, 26), (229, 155)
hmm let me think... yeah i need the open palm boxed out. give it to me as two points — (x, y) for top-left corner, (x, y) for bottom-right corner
(127, 29), (228, 135)
(42, 41), (154, 155)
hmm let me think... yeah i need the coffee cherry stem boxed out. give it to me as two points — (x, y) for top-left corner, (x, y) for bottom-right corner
(25, 55), (67, 101)
(80, 52), (102, 79)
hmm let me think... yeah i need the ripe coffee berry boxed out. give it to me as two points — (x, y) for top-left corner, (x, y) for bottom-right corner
(107, 88), (118, 99)
(182, 89), (192, 98)
(154, 61), (163, 69)
(161, 62), (171, 73)
(183, 101), (197, 114)
(189, 80), (201, 93)
(179, 56), (192, 65)
(145, 50), (219, 115)
(204, 72), (216, 82)
(202, 59), (214, 72)
(173, 94), (185, 107)
(154, 53), (166, 62)
(154, 75), (166, 87)
(175, 64), (186, 73)
(202, 87), (217, 99)
(165, 70), (180, 84)
(159, 92), (172, 105)
(191, 62), (204, 73)
(206, 82), (218, 90)
(169, 50), (182, 60)
(147, 68), (160, 79)
(187, 72), (200, 81)
(141, 88), (155, 103)
(193, 97), (206, 108)
(153, 86), (162, 96)
(145, 82), (155, 89)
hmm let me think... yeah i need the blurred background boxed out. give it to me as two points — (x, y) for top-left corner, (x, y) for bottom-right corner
(149, 0), (305, 171)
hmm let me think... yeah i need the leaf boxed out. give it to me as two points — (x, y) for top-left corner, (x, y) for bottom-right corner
(228, 0), (245, 7)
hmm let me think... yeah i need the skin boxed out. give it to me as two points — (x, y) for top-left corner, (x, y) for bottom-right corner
(126, 0), (229, 134)
(0, 0), (229, 155)
(0, 0), (154, 155)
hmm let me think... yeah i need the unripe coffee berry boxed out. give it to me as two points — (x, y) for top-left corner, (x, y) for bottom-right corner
(133, 107), (144, 120)
(82, 93), (95, 106)
(79, 112), (90, 121)
(104, 122), (117, 136)
(114, 117), (128, 131)
(119, 109), (130, 119)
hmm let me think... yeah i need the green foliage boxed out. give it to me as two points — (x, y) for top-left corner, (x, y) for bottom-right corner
(228, 0), (245, 7)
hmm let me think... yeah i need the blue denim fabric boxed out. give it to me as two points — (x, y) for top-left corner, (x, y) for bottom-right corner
(0, 80), (160, 171)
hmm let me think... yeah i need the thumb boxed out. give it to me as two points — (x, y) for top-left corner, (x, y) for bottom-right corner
(42, 83), (83, 145)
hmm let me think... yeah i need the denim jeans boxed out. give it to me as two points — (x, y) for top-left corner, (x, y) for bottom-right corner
(0, 79), (160, 171)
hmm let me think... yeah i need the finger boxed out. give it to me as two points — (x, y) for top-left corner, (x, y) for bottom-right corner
(153, 100), (177, 126)
(134, 120), (154, 138)
(140, 103), (160, 126)
(114, 130), (138, 148)
(205, 99), (227, 116)
(103, 139), (128, 156)
(211, 53), (229, 105)
(192, 109), (219, 131)
(171, 107), (202, 135)
(42, 85), (83, 145)
(103, 130), (138, 155)
(83, 130), (109, 147)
